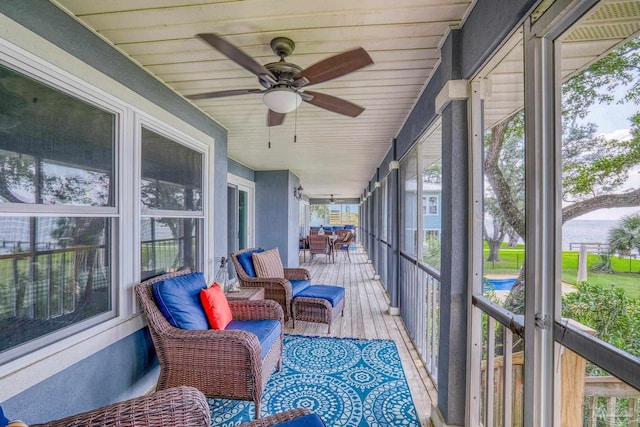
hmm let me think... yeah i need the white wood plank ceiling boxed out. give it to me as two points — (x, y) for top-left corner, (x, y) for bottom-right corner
(50, 0), (639, 200)
(51, 0), (474, 199)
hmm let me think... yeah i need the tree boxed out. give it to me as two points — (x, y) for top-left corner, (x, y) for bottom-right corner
(562, 282), (640, 367)
(483, 198), (508, 262)
(487, 36), (640, 313)
(608, 213), (640, 255)
(608, 213), (640, 272)
(423, 159), (442, 184)
(310, 204), (330, 224)
(484, 112), (526, 262)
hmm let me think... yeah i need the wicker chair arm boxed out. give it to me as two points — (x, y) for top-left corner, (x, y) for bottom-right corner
(229, 299), (284, 322)
(147, 323), (260, 363)
(237, 408), (314, 427)
(32, 386), (210, 427)
(239, 276), (292, 292)
(284, 267), (311, 280)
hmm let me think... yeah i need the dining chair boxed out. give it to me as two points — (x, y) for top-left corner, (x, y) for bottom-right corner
(333, 231), (354, 261)
(299, 236), (309, 261)
(308, 234), (333, 263)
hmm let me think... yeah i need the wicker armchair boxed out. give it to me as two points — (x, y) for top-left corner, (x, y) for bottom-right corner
(31, 386), (210, 427)
(237, 408), (318, 426)
(134, 269), (284, 419)
(231, 248), (311, 321)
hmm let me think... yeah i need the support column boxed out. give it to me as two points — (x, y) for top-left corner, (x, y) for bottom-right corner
(388, 160), (400, 313)
(367, 189), (374, 260)
(433, 29), (470, 427)
(372, 181), (381, 277)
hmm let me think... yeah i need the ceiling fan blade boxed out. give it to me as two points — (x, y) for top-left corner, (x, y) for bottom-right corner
(267, 110), (286, 127)
(292, 47), (373, 88)
(186, 88), (264, 100)
(302, 90), (365, 117)
(197, 33), (276, 84)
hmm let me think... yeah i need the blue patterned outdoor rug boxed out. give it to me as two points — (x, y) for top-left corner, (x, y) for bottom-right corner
(208, 334), (419, 426)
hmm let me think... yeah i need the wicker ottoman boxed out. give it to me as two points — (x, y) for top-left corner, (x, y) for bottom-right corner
(292, 285), (345, 334)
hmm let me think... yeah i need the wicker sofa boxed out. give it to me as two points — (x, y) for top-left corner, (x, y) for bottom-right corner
(31, 386), (210, 427)
(135, 269), (284, 419)
(231, 248), (311, 321)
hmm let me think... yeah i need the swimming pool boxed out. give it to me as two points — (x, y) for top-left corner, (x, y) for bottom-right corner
(484, 277), (517, 291)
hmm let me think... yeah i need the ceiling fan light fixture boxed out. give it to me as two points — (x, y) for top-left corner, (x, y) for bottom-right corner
(263, 87), (302, 114)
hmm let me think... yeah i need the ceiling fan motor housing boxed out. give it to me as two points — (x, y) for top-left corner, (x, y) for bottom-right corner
(260, 61), (303, 89)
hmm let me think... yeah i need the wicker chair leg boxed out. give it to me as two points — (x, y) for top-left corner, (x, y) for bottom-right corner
(292, 303), (296, 329)
(255, 400), (261, 419)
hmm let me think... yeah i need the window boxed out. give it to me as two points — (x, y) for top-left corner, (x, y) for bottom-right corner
(420, 124), (442, 270)
(140, 127), (203, 279)
(381, 176), (388, 242)
(400, 149), (418, 256)
(555, 3), (640, 423)
(0, 63), (117, 361)
(427, 196), (438, 215)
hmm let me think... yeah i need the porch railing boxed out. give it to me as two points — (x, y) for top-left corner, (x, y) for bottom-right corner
(473, 295), (640, 426)
(400, 251), (440, 380)
(472, 294), (524, 427)
(584, 377), (640, 427)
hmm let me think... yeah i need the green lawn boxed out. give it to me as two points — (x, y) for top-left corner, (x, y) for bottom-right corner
(484, 244), (640, 299)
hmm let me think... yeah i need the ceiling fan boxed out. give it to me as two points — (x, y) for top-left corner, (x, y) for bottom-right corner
(329, 194), (345, 204)
(187, 34), (374, 127)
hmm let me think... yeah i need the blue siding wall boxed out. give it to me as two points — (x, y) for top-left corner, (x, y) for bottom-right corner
(228, 158), (256, 181)
(255, 171), (301, 267)
(3, 329), (158, 424)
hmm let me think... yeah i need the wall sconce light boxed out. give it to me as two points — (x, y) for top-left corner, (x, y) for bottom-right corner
(294, 185), (304, 201)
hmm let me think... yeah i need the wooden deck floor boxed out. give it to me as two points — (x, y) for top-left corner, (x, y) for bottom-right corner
(285, 244), (437, 426)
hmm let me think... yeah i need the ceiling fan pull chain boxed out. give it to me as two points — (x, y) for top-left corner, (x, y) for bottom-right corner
(294, 101), (298, 143)
(268, 127), (271, 149)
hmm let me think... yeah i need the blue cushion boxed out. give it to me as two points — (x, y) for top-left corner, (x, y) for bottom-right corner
(275, 413), (326, 427)
(237, 248), (264, 277)
(153, 272), (209, 330)
(290, 279), (311, 296)
(296, 285), (345, 307)
(0, 407), (10, 427)
(225, 319), (281, 359)
(344, 225), (355, 229)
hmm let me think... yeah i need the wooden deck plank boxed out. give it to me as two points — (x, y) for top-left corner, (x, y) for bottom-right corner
(286, 244), (434, 426)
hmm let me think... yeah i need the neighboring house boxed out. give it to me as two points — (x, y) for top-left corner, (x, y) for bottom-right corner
(422, 182), (442, 242)
(402, 180), (442, 248)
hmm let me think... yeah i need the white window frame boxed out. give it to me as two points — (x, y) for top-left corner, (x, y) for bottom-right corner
(0, 28), (217, 401)
(0, 36), (128, 390)
(227, 173), (255, 249)
(135, 114), (210, 280)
